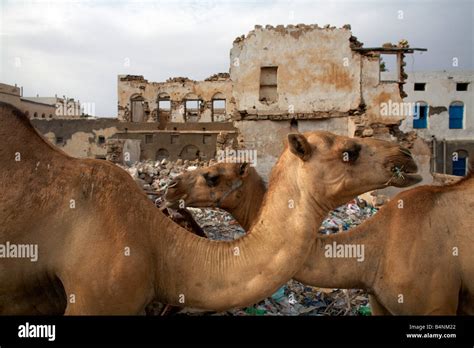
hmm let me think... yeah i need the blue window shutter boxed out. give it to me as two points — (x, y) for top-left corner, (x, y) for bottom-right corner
(413, 105), (427, 129)
(449, 105), (463, 129)
(452, 157), (467, 176)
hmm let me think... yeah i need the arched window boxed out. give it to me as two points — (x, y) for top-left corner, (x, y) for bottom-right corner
(413, 101), (428, 129)
(452, 150), (469, 176)
(211, 92), (226, 122)
(449, 101), (464, 129)
(41, 113), (45, 118)
(130, 95), (145, 122)
(179, 144), (200, 160)
(184, 93), (201, 122)
(33, 112), (38, 118)
(156, 148), (170, 161)
(157, 92), (171, 129)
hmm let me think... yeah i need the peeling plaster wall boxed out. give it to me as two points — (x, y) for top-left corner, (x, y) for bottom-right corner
(113, 131), (229, 161)
(236, 118), (348, 181)
(229, 25), (406, 183)
(32, 118), (237, 161)
(400, 70), (474, 140)
(358, 54), (405, 129)
(397, 70), (474, 177)
(32, 119), (120, 158)
(230, 25), (362, 117)
(117, 76), (234, 123)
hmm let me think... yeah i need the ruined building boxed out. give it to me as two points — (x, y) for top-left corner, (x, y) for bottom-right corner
(5, 24), (447, 186)
(117, 24), (426, 179)
(400, 70), (473, 177)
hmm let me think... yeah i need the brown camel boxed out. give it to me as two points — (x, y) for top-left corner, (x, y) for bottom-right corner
(167, 155), (473, 315)
(0, 102), (420, 314)
(165, 162), (266, 230)
(295, 169), (474, 315)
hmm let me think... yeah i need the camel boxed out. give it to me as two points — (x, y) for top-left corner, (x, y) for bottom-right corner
(295, 169), (474, 315)
(165, 162), (266, 231)
(166, 154), (474, 315)
(0, 101), (421, 314)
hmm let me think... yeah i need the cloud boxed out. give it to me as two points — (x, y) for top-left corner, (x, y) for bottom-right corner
(1, 0), (472, 117)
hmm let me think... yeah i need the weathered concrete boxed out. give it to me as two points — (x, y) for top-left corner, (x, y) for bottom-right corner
(228, 25), (412, 183)
(236, 117), (348, 180)
(400, 70), (474, 140)
(397, 70), (474, 177)
(117, 74), (234, 124)
(32, 118), (237, 162)
(230, 25), (362, 119)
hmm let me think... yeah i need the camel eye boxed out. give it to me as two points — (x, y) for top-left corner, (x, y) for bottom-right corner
(203, 173), (220, 187)
(342, 145), (361, 163)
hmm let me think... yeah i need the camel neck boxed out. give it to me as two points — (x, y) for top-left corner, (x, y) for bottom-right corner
(150, 160), (328, 311)
(230, 172), (266, 230)
(293, 210), (386, 291)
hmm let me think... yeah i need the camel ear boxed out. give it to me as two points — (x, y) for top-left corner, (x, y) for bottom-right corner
(288, 133), (312, 161)
(237, 162), (249, 177)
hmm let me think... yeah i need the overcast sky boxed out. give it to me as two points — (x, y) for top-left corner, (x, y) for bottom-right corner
(1, 0), (473, 117)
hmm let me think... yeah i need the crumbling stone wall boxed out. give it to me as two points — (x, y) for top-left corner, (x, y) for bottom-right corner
(230, 24), (363, 120)
(117, 74), (234, 124)
(112, 130), (236, 162)
(32, 118), (236, 162)
(229, 24), (412, 181)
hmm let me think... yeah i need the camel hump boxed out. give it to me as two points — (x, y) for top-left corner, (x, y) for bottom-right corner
(0, 101), (68, 162)
(0, 101), (35, 132)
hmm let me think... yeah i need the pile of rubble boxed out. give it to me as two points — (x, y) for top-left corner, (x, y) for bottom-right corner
(117, 159), (216, 194)
(119, 160), (378, 316)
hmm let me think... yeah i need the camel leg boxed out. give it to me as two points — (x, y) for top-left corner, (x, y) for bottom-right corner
(368, 295), (391, 315)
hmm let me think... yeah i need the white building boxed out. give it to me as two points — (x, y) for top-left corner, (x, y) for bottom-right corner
(400, 70), (474, 176)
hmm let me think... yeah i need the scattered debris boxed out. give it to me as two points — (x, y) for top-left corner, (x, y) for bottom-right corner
(319, 199), (378, 235)
(121, 160), (379, 316)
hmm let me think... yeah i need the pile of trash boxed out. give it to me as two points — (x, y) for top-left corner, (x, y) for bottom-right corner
(319, 199), (379, 235)
(117, 158), (216, 194)
(186, 207), (246, 240)
(119, 160), (377, 316)
(223, 282), (370, 316)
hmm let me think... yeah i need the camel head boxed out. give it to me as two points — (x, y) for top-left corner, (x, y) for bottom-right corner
(164, 162), (259, 210)
(282, 131), (422, 207)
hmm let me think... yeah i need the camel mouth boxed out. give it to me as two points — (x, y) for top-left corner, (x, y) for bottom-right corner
(164, 194), (215, 209)
(163, 190), (186, 208)
(388, 160), (423, 188)
(163, 199), (180, 209)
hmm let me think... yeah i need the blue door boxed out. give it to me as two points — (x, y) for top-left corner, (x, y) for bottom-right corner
(449, 104), (463, 129)
(452, 156), (467, 176)
(413, 104), (428, 129)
